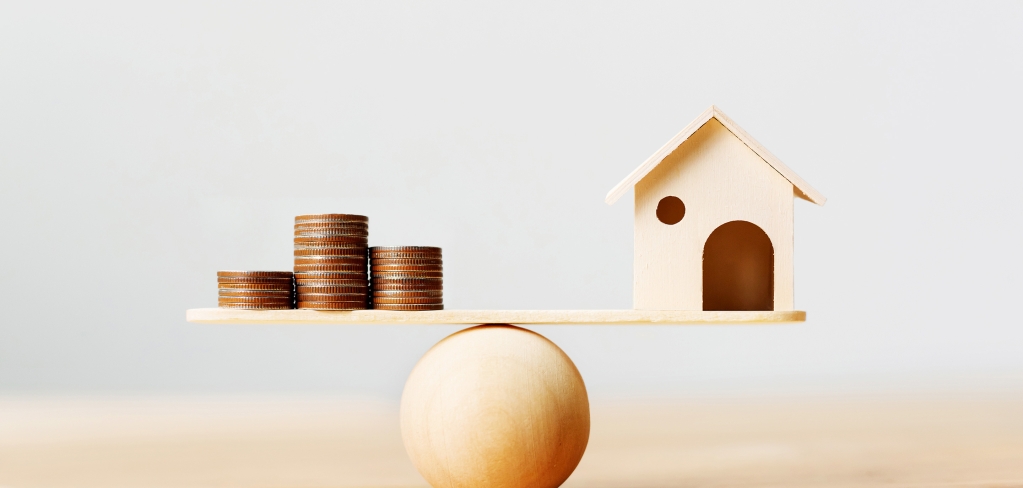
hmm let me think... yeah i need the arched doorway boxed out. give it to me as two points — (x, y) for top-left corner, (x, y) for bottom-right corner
(703, 221), (774, 311)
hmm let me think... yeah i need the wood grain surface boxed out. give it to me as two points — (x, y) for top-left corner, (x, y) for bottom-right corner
(185, 308), (806, 325)
(2, 394), (1022, 487)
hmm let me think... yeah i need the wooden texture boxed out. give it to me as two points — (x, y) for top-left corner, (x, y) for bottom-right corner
(185, 308), (806, 325)
(400, 325), (589, 488)
(605, 105), (826, 205)
(633, 118), (795, 311)
(4, 395), (1022, 487)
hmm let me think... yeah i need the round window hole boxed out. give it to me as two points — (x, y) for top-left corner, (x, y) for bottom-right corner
(656, 196), (686, 225)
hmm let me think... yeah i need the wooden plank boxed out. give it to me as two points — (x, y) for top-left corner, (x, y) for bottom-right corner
(185, 308), (805, 325)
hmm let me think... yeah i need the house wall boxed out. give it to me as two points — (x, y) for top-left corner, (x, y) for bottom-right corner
(634, 118), (794, 311)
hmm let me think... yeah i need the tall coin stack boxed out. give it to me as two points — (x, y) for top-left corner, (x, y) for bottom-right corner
(370, 246), (443, 311)
(294, 214), (369, 310)
(218, 271), (294, 309)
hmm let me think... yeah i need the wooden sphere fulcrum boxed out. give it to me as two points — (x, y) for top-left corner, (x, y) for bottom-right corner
(400, 324), (590, 488)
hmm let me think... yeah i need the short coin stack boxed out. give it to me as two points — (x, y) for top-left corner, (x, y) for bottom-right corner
(217, 271), (294, 309)
(294, 214), (369, 310)
(370, 246), (443, 310)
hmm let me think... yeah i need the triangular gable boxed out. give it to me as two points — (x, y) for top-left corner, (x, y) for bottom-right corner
(605, 106), (826, 205)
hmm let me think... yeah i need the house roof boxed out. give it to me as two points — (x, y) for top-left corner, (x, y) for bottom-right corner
(605, 106), (826, 206)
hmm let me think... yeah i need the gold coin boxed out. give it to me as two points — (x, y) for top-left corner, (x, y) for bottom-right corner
(295, 214), (368, 223)
(217, 271), (293, 278)
(372, 303), (444, 311)
(372, 297), (443, 305)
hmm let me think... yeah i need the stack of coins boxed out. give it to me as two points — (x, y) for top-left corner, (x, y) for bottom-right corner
(218, 271), (294, 309)
(370, 246), (443, 311)
(294, 214), (369, 310)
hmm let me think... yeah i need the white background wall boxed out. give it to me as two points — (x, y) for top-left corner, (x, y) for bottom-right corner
(1, 1), (1021, 400)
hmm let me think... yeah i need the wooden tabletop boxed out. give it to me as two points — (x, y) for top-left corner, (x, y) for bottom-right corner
(2, 394), (1022, 487)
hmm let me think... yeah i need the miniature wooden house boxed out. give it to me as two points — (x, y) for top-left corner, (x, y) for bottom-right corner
(606, 106), (825, 312)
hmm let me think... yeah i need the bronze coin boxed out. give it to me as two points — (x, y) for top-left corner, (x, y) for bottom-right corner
(297, 301), (368, 310)
(372, 303), (444, 311)
(295, 231), (369, 239)
(294, 236), (367, 244)
(218, 303), (294, 310)
(294, 278), (370, 284)
(294, 256), (366, 265)
(218, 282), (293, 290)
(371, 264), (442, 272)
(297, 293), (368, 301)
(217, 277), (293, 284)
(370, 282), (443, 291)
(293, 263), (367, 272)
(217, 271), (293, 278)
(372, 290), (443, 297)
(294, 221), (368, 228)
(370, 246), (440, 253)
(294, 248), (367, 257)
(295, 214), (368, 223)
(295, 272), (368, 280)
(370, 258), (443, 266)
(294, 244), (367, 251)
(296, 285), (369, 294)
(371, 272), (443, 279)
(369, 253), (442, 260)
(219, 289), (293, 296)
(372, 297), (443, 305)
(217, 294), (294, 302)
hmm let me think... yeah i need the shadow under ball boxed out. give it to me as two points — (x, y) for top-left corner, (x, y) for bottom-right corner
(400, 325), (590, 488)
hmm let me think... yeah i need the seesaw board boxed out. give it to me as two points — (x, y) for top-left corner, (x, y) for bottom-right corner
(186, 308), (805, 325)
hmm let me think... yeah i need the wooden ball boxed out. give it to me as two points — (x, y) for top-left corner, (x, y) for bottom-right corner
(400, 325), (589, 488)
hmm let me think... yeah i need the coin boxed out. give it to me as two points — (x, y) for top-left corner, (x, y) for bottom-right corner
(295, 279), (369, 287)
(372, 297), (444, 305)
(217, 271), (293, 278)
(217, 277), (294, 284)
(294, 256), (366, 265)
(294, 221), (368, 229)
(372, 303), (444, 311)
(371, 272), (443, 279)
(294, 236), (367, 244)
(218, 303), (294, 310)
(297, 301), (367, 310)
(370, 265), (442, 272)
(369, 258), (443, 266)
(370, 282), (443, 291)
(370, 246), (440, 253)
(296, 285), (369, 294)
(369, 253), (442, 260)
(295, 271), (367, 279)
(298, 292), (368, 300)
(218, 294), (294, 302)
(294, 231), (369, 239)
(294, 248), (367, 257)
(293, 264), (367, 272)
(218, 282), (294, 290)
(295, 214), (368, 223)
(219, 289), (293, 296)
(372, 290), (443, 297)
